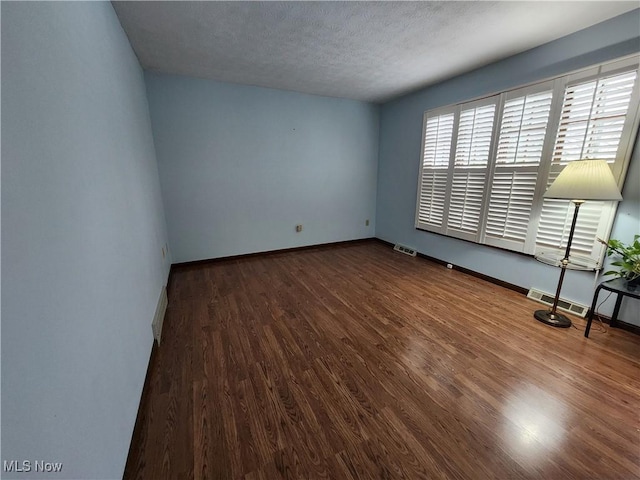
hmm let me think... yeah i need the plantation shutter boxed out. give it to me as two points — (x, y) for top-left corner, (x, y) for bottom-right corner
(484, 87), (553, 252)
(415, 56), (639, 259)
(415, 111), (455, 232)
(445, 99), (497, 242)
(535, 66), (639, 262)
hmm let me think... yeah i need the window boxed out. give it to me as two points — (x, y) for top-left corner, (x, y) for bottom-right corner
(415, 56), (640, 264)
(448, 100), (496, 239)
(417, 111), (454, 229)
(485, 86), (553, 252)
(536, 66), (639, 259)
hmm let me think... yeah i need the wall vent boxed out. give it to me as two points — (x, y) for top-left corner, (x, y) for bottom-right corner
(152, 286), (168, 345)
(527, 288), (588, 318)
(393, 244), (417, 257)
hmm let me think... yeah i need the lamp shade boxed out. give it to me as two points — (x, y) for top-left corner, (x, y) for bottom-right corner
(543, 159), (623, 201)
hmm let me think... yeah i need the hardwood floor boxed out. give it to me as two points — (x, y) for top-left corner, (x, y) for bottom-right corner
(124, 240), (640, 479)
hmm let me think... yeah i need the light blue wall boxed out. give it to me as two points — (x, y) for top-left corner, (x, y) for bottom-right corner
(145, 73), (379, 263)
(376, 10), (640, 325)
(2, 3), (170, 479)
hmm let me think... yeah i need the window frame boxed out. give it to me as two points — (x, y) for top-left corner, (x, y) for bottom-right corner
(481, 80), (557, 253)
(415, 55), (640, 264)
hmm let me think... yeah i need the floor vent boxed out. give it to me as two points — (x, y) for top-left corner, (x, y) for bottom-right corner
(152, 286), (168, 345)
(393, 244), (417, 257)
(527, 288), (588, 318)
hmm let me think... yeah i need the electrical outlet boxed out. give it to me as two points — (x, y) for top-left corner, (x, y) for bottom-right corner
(365, 219), (370, 226)
(296, 224), (303, 232)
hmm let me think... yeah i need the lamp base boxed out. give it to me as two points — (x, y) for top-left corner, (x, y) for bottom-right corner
(534, 310), (572, 328)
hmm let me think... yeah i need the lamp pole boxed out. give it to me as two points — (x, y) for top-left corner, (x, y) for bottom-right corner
(534, 200), (584, 327)
(549, 200), (583, 320)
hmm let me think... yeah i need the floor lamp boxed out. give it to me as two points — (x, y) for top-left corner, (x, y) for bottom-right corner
(534, 159), (623, 328)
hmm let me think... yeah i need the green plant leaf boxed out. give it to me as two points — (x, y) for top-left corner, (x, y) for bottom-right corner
(604, 235), (640, 280)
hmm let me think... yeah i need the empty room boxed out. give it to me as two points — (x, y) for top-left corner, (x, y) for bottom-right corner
(3, 1), (640, 479)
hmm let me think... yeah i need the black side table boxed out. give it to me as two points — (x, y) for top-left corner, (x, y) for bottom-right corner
(585, 277), (640, 337)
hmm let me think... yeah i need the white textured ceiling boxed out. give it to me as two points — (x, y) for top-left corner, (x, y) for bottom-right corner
(112, 1), (638, 103)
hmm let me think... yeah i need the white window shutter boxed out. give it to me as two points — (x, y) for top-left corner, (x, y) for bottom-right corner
(496, 91), (553, 166)
(536, 67), (638, 262)
(454, 105), (496, 167)
(535, 199), (614, 261)
(552, 70), (637, 164)
(415, 111), (454, 231)
(417, 170), (449, 228)
(414, 56), (638, 260)
(447, 171), (486, 235)
(485, 90), (553, 251)
(485, 170), (539, 247)
(446, 102), (496, 240)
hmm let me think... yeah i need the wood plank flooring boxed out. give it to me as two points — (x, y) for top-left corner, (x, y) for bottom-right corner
(124, 240), (640, 479)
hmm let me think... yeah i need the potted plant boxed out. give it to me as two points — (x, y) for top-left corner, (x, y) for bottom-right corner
(598, 235), (640, 290)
